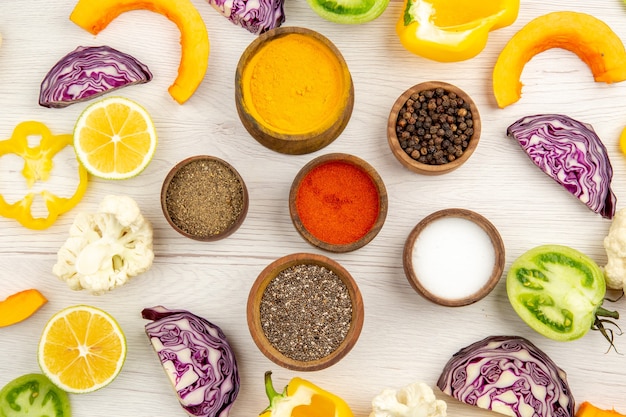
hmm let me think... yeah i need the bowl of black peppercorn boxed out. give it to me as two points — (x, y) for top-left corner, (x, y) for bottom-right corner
(387, 81), (481, 175)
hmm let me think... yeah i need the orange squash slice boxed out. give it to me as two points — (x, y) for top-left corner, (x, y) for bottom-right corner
(493, 11), (626, 108)
(70, 0), (209, 104)
(0, 289), (47, 327)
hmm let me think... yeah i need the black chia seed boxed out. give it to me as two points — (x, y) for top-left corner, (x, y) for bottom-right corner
(259, 264), (353, 362)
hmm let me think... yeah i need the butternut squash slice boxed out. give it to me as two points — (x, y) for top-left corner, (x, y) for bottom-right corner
(493, 11), (626, 108)
(0, 289), (47, 327)
(70, 0), (209, 104)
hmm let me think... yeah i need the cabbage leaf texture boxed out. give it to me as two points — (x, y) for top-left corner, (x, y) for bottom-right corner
(437, 335), (575, 417)
(507, 114), (616, 219)
(207, 0), (285, 34)
(142, 306), (239, 417)
(39, 45), (152, 108)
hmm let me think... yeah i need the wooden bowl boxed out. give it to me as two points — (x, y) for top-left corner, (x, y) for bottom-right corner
(387, 81), (481, 175)
(289, 153), (388, 253)
(247, 253), (364, 371)
(235, 27), (354, 155)
(161, 155), (248, 241)
(403, 208), (505, 307)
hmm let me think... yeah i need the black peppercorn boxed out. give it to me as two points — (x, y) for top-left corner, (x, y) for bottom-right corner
(395, 86), (475, 166)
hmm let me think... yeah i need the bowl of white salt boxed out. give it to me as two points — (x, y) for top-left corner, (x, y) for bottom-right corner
(403, 208), (505, 307)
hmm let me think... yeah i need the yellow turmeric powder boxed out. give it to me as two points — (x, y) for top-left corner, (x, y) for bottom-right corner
(241, 32), (350, 135)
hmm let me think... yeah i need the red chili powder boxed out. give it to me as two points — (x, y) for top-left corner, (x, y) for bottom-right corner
(295, 161), (380, 245)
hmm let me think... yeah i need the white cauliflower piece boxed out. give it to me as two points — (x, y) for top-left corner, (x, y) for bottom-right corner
(53, 195), (154, 295)
(370, 382), (446, 417)
(603, 207), (626, 291)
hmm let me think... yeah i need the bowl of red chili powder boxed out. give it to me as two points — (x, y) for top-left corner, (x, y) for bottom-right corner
(289, 153), (388, 252)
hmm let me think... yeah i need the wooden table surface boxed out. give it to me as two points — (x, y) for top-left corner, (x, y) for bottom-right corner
(1, 0), (626, 416)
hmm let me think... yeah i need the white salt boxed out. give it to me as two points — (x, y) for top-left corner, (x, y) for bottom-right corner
(412, 216), (496, 300)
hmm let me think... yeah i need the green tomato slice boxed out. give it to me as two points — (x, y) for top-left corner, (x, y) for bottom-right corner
(306, 0), (390, 24)
(506, 244), (606, 341)
(0, 373), (70, 417)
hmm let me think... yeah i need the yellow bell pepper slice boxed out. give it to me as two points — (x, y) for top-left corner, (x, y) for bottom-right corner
(260, 371), (354, 417)
(396, 0), (520, 62)
(620, 126), (626, 156)
(0, 121), (88, 230)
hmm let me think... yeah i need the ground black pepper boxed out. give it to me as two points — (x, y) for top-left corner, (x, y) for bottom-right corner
(165, 158), (244, 238)
(395, 87), (474, 165)
(259, 264), (352, 362)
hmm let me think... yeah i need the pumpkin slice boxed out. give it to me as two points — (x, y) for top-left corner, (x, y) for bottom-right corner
(70, 0), (209, 104)
(493, 11), (626, 108)
(0, 289), (47, 327)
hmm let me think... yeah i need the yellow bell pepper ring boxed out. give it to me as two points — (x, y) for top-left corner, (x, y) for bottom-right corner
(396, 0), (520, 62)
(0, 121), (89, 230)
(260, 371), (355, 417)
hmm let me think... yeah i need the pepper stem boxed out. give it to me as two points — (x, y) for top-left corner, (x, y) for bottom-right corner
(261, 371), (287, 415)
(264, 371), (280, 401)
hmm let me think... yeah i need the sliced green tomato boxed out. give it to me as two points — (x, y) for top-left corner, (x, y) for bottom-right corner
(506, 245), (606, 341)
(306, 0), (389, 24)
(0, 373), (70, 417)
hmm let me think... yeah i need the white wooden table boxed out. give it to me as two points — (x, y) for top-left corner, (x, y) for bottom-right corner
(1, 0), (625, 415)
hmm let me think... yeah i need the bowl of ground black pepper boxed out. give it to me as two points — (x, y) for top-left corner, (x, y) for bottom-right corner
(387, 81), (481, 175)
(289, 153), (387, 253)
(247, 252), (364, 371)
(161, 155), (248, 241)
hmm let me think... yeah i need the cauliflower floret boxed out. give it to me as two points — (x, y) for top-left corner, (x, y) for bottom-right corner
(53, 195), (154, 295)
(603, 207), (626, 291)
(370, 382), (446, 417)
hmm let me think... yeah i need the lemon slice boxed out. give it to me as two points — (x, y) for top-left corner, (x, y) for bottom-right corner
(74, 96), (157, 179)
(38, 305), (127, 394)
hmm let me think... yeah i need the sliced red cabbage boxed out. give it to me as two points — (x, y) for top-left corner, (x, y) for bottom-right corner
(437, 335), (575, 417)
(39, 45), (152, 108)
(507, 114), (616, 219)
(206, 0), (285, 35)
(142, 306), (239, 417)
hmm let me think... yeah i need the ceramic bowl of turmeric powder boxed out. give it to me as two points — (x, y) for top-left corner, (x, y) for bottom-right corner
(235, 27), (354, 155)
(289, 153), (388, 253)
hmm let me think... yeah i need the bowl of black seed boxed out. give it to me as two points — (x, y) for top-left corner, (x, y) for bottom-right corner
(246, 252), (364, 371)
(161, 155), (249, 241)
(387, 81), (481, 175)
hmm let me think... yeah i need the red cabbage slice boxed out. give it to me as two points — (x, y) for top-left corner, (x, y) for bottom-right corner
(206, 0), (285, 35)
(142, 306), (239, 417)
(437, 335), (575, 417)
(39, 45), (152, 108)
(507, 114), (616, 219)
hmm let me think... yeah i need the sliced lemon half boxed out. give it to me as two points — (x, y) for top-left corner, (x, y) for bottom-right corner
(38, 305), (127, 394)
(74, 96), (157, 180)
